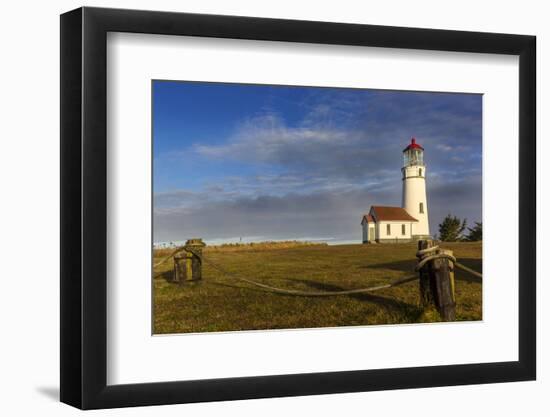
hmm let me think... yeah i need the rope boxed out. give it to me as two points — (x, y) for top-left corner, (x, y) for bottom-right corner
(153, 244), (482, 297)
(416, 253), (456, 270)
(153, 246), (186, 268)
(413, 245), (482, 278)
(454, 261), (483, 279)
(416, 245), (440, 256)
(200, 254), (418, 297)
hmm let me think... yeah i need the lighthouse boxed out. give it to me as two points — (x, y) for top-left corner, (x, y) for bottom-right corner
(361, 137), (431, 243)
(401, 138), (430, 239)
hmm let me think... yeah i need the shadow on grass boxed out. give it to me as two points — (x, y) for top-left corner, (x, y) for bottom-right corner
(360, 259), (416, 273)
(155, 269), (174, 283)
(209, 278), (424, 322)
(289, 278), (424, 320)
(363, 258), (482, 284)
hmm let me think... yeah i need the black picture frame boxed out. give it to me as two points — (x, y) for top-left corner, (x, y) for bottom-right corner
(60, 6), (536, 410)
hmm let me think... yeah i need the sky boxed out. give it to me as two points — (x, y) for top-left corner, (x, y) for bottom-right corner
(153, 81), (482, 244)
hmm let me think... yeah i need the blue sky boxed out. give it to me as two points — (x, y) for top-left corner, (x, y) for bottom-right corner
(153, 81), (482, 244)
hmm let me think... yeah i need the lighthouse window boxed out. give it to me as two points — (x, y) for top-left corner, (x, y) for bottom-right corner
(419, 202), (424, 214)
(386, 224), (391, 235)
(402, 224), (406, 235)
(419, 168), (423, 177)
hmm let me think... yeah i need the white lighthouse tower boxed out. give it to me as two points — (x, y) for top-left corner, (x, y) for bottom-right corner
(401, 138), (430, 239)
(360, 137), (432, 244)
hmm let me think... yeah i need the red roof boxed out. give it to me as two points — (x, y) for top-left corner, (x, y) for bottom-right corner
(403, 137), (424, 152)
(370, 206), (418, 222)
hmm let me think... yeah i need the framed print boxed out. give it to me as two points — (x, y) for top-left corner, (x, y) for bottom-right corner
(60, 6), (536, 409)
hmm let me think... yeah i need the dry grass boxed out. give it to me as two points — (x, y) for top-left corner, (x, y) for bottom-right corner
(153, 241), (482, 334)
(153, 240), (325, 258)
(206, 240), (327, 252)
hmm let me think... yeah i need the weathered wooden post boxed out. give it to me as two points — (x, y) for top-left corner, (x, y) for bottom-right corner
(417, 240), (435, 307)
(173, 238), (206, 284)
(440, 248), (456, 305)
(417, 239), (456, 321)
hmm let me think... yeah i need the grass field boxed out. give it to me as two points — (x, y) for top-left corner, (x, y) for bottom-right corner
(153, 241), (482, 334)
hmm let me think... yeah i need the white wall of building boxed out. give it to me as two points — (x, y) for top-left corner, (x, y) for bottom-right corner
(376, 221), (415, 241)
(361, 220), (376, 243)
(402, 165), (430, 237)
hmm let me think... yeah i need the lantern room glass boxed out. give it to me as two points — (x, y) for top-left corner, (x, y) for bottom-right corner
(403, 148), (424, 167)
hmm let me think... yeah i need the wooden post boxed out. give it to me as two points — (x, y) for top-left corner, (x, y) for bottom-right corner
(432, 248), (456, 321)
(440, 249), (456, 304)
(417, 240), (456, 321)
(173, 252), (191, 284)
(173, 238), (205, 284)
(417, 240), (434, 307)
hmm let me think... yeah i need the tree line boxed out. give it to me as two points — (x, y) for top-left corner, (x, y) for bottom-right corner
(437, 214), (482, 242)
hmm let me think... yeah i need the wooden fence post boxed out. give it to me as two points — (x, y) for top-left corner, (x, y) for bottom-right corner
(173, 238), (205, 284)
(173, 252), (190, 284)
(440, 249), (456, 304)
(417, 239), (456, 321)
(417, 240), (434, 307)
(418, 240), (434, 307)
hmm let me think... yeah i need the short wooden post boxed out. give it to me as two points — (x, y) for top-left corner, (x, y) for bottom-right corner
(417, 239), (456, 321)
(173, 251), (192, 284)
(417, 240), (435, 307)
(432, 248), (456, 321)
(173, 238), (206, 284)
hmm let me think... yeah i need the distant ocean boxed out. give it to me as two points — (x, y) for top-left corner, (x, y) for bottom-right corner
(153, 236), (358, 248)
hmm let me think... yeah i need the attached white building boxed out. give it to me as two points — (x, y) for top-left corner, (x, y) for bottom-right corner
(361, 206), (419, 243)
(362, 138), (431, 243)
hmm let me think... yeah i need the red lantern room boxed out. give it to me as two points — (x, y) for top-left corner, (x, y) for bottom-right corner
(403, 137), (424, 167)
